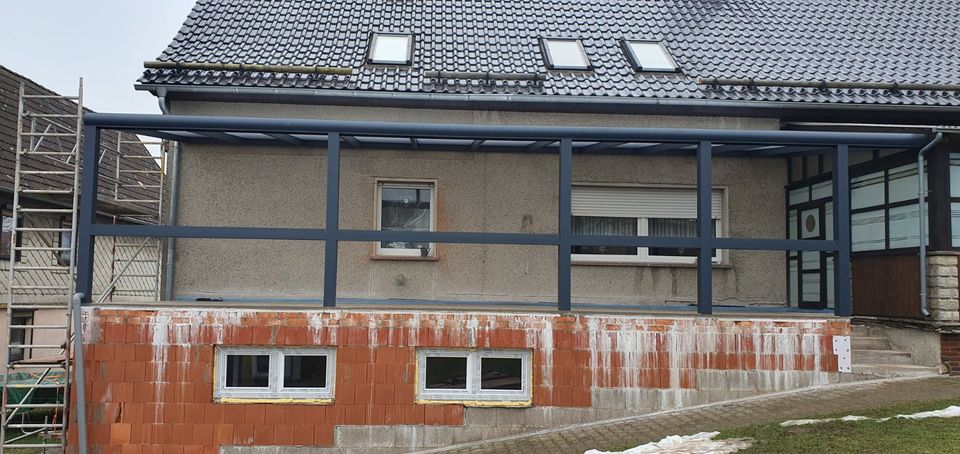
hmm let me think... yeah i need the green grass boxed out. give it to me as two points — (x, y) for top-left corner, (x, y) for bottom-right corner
(717, 399), (960, 453)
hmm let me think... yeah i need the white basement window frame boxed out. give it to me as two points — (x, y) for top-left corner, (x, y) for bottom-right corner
(376, 180), (437, 257)
(416, 348), (532, 405)
(541, 38), (591, 70)
(571, 185), (725, 265)
(368, 32), (414, 65)
(214, 346), (335, 402)
(622, 39), (679, 73)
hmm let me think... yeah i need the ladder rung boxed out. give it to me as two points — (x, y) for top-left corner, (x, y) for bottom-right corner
(18, 151), (76, 156)
(16, 208), (75, 214)
(19, 132), (76, 137)
(118, 184), (163, 188)
(8, 325), (68, 330)
(9, 364), (65, 370)
(1, 444), (65, 448)
(13, 246), (71, 252)
(119, 154), (161, 159)
(118, 170), (162, 174)
(5, 423), (65, 429)
(23, 94), (79, 99)
(4, 403), (66, 409)
(113, 274), (156, 278)
(23, 113), (78, 118)
(114, 199), (162, 203)
(12, 266), (70, 271)
(17, 189), (73, 195)
(14, 227), (72, 232)
(8, 344), (63, 349)
(7, 306), (70, 311)
(19, 170), (76, 175)
(5, 384), (65, 390)
(9, 285), (71, 290)
(114, 288), (157, 292)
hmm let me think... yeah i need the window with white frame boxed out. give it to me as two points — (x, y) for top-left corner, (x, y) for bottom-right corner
(369, 32), (414, 65)
(377, 181), (436, 256)
(215, 347), (335, 401)
(417, 349), (531, 403)
(541, 38), (591, 70)
(571, 185), (724, 264)
(622, 40), (678, 72)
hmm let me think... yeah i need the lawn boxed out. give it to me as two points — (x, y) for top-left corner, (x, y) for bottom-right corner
(717, 398), (960, 453)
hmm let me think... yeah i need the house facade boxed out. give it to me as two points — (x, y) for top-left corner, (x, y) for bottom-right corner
(65, 0), (960, 452)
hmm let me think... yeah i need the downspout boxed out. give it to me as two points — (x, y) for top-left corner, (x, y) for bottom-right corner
(918, 131), (943, 317)
(157, 91), (181, 300)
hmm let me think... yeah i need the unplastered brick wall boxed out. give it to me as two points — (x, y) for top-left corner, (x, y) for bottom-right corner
(942, 334), (960, 376)
(67, 307), (848, 452)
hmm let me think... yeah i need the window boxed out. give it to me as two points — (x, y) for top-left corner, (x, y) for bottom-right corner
(1, 209), (15, 261)
(215, 347), (334, 401)
(417, 349), (531, 403)
(571, 186), (724, 264)
(541, 38), (590, 70)
(622, 40), (678, 72)
(58, 218), (72, 266)
(377, 181), (436, 256)
(369, 33), (413, 65)
(9, 311), (34, 363)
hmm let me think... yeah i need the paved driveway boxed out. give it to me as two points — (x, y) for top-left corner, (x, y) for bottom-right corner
(419, 376), (960, 454)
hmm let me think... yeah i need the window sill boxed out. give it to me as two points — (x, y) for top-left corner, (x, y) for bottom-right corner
(371, 255), (439, 262)
(416, 398), (532, 408)
(572, 260), (732, 269)
(214, 396), (334, 405)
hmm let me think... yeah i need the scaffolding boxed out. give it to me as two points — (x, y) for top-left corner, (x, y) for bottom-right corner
(1, 80), (83, 450)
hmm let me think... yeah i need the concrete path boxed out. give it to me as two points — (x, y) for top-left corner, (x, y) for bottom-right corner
(418, 376), (960, 454)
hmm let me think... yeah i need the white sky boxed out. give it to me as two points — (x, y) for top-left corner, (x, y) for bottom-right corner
(0, 1), (196, 114)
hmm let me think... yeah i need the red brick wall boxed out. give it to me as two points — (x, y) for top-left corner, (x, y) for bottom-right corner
(67, 308), (848, 452)
(942, 334), (960, 376)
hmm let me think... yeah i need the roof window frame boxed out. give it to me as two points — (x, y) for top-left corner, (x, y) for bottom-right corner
(368, 32), (415, 66)
(621, 39), (680, 73)
(540, 37), (592, 71)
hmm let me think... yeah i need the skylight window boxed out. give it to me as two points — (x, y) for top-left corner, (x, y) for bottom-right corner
(623, 40), (678, 72)
(541, 38), (590, 70)
(369, 33), (413, 65)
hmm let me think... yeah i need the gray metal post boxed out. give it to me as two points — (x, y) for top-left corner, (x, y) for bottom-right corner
(558, 139), (572, 311)
(697, 141), (713, 315)
(833, 145), (851, 316)
(72, 293), (88, 454)
(323, 133), (340, 307)
(75, 125), (100, 303)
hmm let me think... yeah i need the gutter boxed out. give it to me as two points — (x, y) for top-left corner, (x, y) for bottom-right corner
(918, 131), (944, 318)
(157, 90), (181, 300)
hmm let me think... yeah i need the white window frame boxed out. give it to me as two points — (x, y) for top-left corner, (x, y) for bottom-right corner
(416, 349), (532, 403)
(214, 347), (335, 401)
(622, 39), (679, 72)
(368, 32), (414, 65)
(376, 180), (437, 257)
(541, 38), (591, 70)
(571, 185), (726, 265)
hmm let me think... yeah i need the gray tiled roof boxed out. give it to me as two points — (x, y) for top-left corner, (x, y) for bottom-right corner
(139, 0), (960, 107)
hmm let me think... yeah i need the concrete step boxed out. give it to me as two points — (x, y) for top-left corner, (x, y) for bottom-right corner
(852, 349), (914, 366)
(850, 324), (871, 337)
(851, 364), (940, 378)
(850, 336), (892, 351)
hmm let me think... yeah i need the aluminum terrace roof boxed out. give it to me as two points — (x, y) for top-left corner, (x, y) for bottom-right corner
(138, 0), (960, 107)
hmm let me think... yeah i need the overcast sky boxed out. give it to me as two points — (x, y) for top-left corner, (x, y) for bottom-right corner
(1, 1), (196, 114)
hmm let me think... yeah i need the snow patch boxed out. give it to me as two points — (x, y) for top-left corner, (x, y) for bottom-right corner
(780, 406), (960, 427)
(583, 432), (753, 454)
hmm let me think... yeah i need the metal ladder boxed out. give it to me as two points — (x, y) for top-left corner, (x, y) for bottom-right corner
(108, 133), (166, 301)
(1, 80), (83, 451)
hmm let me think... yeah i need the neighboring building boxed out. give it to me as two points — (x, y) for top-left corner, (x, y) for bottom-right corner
(0, 66), (164, 376)
(69, 1), (959, 452)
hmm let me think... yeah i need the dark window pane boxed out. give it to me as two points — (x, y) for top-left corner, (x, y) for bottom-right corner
(480, 357), (523, 390)
(58, 230), (72, 266)
(225, 354), (269, 388)
(649, 219), (716, 257)
(283, 355), (327, 388)
(380, 187), (431, 250)
(424, 356), (468, 389)
(571, 216), (638, 255)
(1, 215), (14, 260)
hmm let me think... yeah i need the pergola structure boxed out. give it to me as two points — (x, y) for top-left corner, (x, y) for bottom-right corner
(76, 113), (932, 318)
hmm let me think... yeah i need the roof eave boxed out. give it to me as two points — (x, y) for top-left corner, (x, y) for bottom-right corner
(135, 83), (960, 126)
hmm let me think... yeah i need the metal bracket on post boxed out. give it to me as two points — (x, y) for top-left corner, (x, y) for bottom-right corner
(323, 132), (340, 307)
(833, 145), (851, 316)
(697, 141), (713, 315)
(557, 138), (572, 311)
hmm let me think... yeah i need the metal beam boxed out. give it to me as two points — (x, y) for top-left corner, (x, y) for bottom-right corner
(341, 135), (361, 147)
(194, 131), (245, 144)
(469, 139), (485, 151)
(89, 224), (326, 241)
(266, 133), (304, 145)
(339, 230), (559, 246)
(697, 141), (713, 315)
(714, 238), (838, 251)
(75, 125), (100, 304)
(324, 133), (340, 307)
(526, 140), (555, 152)
(558, 139), (573, 311)
(834, 144), (852, 316)
(582, 141), (627, 153)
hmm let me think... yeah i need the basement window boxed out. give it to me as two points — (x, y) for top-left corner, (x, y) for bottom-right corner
(377, 180), (436, 257)
(541, 38), (591, 70)
(369, 33), (414, 65)
(622, 40), (678, 72)
(416, 349), (531, 404)
(215, 347), (335, 402)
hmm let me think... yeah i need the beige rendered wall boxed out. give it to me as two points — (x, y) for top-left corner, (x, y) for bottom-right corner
(169, 101), (786, 305)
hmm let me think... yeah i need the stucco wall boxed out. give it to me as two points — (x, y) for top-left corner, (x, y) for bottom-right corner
(169, 102), (786, 305)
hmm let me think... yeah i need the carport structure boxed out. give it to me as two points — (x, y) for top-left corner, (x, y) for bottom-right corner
(75, 113), (932, 317)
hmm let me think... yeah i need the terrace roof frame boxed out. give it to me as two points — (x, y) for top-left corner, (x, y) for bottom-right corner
(77, 113), (933, 316)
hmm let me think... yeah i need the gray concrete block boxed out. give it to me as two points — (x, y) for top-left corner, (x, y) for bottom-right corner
(464, 407), (499, 427)
(421, 426), (455, 448)
(335, 426), (396, 448)
(495, 407), (527, 428)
